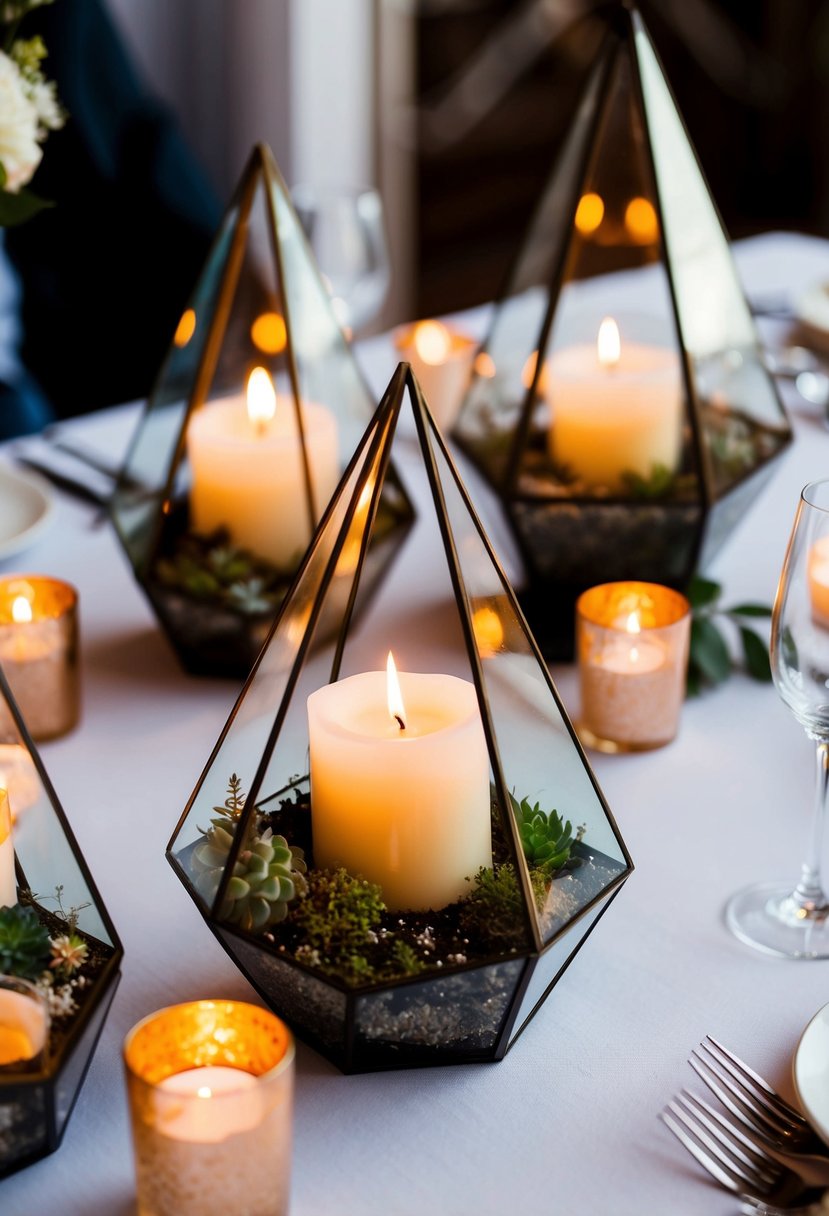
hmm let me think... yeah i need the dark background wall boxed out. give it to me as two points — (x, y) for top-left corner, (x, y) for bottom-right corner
(413, 0), (829, 316)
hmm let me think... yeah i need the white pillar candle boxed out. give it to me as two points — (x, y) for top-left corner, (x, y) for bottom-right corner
(0, 789), (16, 908)
(547, 317), (683, 491)
(187, 367), (340, 570)
(395, 320), (477, 431)
(307, 657), (492, 911)
(809, 537), (829, 628)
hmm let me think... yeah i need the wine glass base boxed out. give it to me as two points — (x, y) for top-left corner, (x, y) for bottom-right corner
(726, 881), (829, 959)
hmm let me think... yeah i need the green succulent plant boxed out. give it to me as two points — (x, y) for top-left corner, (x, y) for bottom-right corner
(193, 775), (308, 932)
(193, 825), (308, 932)
(510, 793), (584, 874)
(0, 904), (52, 979)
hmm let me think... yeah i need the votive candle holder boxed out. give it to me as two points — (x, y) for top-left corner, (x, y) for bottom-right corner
(0, 576), (79, 740)
(576, 580), (690, 752)
(123, 1000), (294, 1216)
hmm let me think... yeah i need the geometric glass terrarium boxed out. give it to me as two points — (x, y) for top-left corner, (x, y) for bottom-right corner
(0, 667), (122, 1177)
(110, 143), (412, 677)
(167, 364), (632, 1073)
(453, 6), (791, 658)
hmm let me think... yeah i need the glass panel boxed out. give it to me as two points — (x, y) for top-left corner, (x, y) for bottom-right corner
(634, 11), (790, 498)
(352, 959), (524, 1065)
(506, 894), (611, 1048)
(215, 929), (347, 1056)
(53, 969), (118, 1134)
(0, 1081), (49, 1176)
(426, 420), (630, 946)
(0, 703), (113, 948)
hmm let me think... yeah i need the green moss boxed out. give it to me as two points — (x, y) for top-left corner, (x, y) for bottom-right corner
(458, 864), (529, 953)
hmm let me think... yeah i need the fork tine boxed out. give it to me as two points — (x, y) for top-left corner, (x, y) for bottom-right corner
(690, 1050), (792, 1140)
(659, 1108), (744, 1194)
(697, 1044), (793, 1134)
(675, 1092), (779, 1184)
(705, 1037), (809, 1130)
(666, 1098), (776, 1192)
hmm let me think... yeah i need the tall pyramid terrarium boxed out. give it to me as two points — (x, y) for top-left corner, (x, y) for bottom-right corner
(167, 365), (632, 1073)
(0, 668), (122, 1177)
(453, 5), (791, 658)
(110, 143), (412, 677)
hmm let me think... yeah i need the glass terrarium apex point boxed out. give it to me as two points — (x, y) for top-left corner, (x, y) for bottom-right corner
(167, 363), (632, 1073)
(452, 5), (792, 658)
(110, 142), (412, 677)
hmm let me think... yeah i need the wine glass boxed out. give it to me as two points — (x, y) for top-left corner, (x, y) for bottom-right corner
(726, 478), (829, 957)
(291, 184), (390, 336)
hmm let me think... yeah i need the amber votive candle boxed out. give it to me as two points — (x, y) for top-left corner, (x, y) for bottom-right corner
(0, 976), (49, 1069)
(576, 581), (690, 753)
(124, 1000), (294, 1216)
(0, 576), (79, 740)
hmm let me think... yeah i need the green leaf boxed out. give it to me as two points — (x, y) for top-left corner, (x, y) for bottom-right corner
(726, 603), (773, 619)
(689, 617), (732, 685)
(739, 627), (772, 681)
(686, 575), (721, 611)
(0, 188), (54, 227)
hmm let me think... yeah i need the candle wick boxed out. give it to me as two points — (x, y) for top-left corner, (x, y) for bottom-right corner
(394, 714), (406, 731)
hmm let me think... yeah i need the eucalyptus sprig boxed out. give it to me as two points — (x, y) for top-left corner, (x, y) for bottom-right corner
(686, 574), (772, 696)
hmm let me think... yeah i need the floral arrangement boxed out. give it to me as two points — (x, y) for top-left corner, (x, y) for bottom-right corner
(0, 0), (63, 226)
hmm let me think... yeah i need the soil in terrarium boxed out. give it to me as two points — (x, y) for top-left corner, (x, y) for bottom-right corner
(186, 775), (625, 988)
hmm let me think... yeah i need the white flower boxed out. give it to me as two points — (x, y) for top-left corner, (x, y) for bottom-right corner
(0, 49), (41, 192)
(29, 77), (63, 133)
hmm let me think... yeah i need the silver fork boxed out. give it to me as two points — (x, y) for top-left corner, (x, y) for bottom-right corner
(689, 1036), (829, 1159)
(660, 1093), (826, 1210)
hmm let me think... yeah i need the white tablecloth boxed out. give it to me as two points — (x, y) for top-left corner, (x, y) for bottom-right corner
(3, 232), (829, 1216)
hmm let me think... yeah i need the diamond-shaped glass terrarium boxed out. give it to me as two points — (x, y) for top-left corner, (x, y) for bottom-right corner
(167, 364), (632, 1073)
(110, 143), (412, 677)
(453, 5), (792, 658)
(0, 668), (122, 1177)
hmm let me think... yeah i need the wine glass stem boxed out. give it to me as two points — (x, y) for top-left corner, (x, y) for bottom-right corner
(794, 738), (829, 912)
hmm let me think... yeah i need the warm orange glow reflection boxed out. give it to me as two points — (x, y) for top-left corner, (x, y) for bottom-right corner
(521, 350), (550, 396)
(473, 605), (504, 655)
(251, 312), (287, 355)
(247, 368), (277, 433)
(11, 596), (32, 624)
(413, 320), (451, 365)
(575, 192), (605, 236)
(474, 351), (496, 379)
(624, 196), (658, 244)
(386, 652), (406, 730)
(0, 790), (10, 846)
(597, 318), (621, 369)
(174, 308), (197, 348)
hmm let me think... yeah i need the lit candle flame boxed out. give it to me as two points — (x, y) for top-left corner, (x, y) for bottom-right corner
(386, 652), (406, 731)
(413, 320), (451, 366)
(247, 367), (277, 435)
(625, 611), (641, 663)
(574, 191), (605, 236)
(597, 317), (621, 370)
(197, 1086), (213, 1099)
(11, 596), (32, 624)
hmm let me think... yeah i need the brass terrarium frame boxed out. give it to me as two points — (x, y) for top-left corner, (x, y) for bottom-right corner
(453, 5), (792, 658)
(110, 143), (412, 677)
(167, 364), (633, 1073)
(0, 667), (122, 1177)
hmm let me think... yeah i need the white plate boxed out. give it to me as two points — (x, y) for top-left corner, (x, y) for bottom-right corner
(793, 1002), (829, 1147)
(0, 464), (54, 559)
(794, 280), (829, 351)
